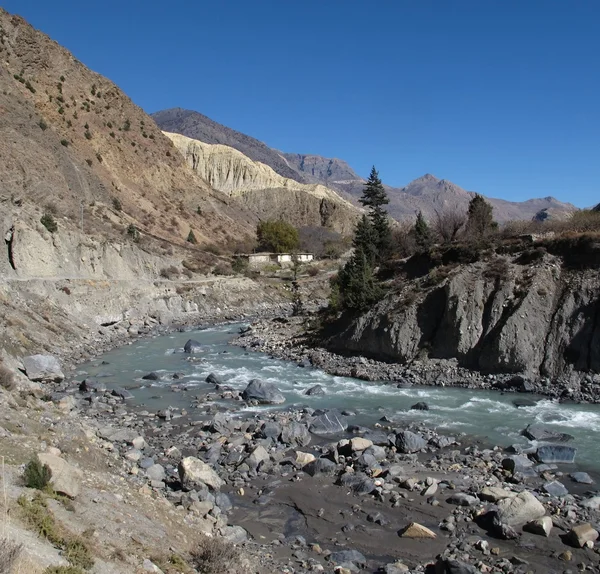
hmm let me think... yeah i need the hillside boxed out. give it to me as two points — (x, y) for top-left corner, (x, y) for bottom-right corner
(165, 132), (360, 234)
(154, 108), (577, 224)
(0, 9), (257, 253)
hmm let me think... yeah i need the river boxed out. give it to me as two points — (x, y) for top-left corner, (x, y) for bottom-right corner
(77, 323), (600, 472)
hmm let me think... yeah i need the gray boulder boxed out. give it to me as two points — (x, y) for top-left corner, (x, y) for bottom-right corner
(178, 456), (224, 491)
(502, 455), (534, 473)
(338, 472), (376, 495)
(183, 339), (202, 353)
(37, 453), (82, 498)
(303, 458), (336, 477)
(542, 480), (568, 497)
(112, 387), (134, 400)
(241, 379), (285, 404)
(280, 422), (310, 447)
(570, 472), (594, 484)
(411, 402), (429, 410)
(79, 379), (106, 393)
(206, 373), (223, 385)
(395, 430), (426, 453)
(308, 410), (348, 435)
(329, 549), (366, 567)
(22, 355), (64, 382)
(146, 464), (166, 482)
(522, 424), (573, 442)
(535, 445), (577, 463)
(305, 384), (325, 396)
(142, 372), (159, 381)
(447, 492), (479, 506)
(496, 491), (545, 526)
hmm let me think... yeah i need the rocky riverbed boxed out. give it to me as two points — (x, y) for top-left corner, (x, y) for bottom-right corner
(232, 315), (600, 404)
(27, 321), (599, 574)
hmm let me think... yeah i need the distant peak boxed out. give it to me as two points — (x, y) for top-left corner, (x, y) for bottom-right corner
(419, 173), (439, 182)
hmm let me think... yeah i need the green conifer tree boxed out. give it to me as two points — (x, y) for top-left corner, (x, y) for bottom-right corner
(337, 247), (382, 310)
(466, 194), (497, 238)
(359, 167), (392, 261)
(414, 211), (431, 249)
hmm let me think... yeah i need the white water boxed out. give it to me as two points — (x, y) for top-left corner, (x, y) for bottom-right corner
(78, 323), (600, 471)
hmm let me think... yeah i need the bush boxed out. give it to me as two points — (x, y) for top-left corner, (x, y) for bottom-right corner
(256, 220), (299, 253)
(192, 536), (243, 574)
(126, 224), (140, 242)
(41, 213), (58, 233)
(84, 130), (92, 140)
(231, 257), (248, 274)
(0, 364), (15, 390)
(38, 119), (48, 131)
(213, 263), (234, 276)
(186, 230), (197, 244)
(159, 266), (179, 280)
(307, 265), (319, 277)
(60, 139), (69, 146)
(112, 198), (122, 211)
(23, 457), (52, 490)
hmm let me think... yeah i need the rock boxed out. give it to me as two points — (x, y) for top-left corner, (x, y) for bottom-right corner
(513, 398), (538, 408)
(395, 430), (426, 453)
(447, 492), (479, 506)
(305, 385), (325, 396)
(210, 412), (233, 434)
(439, 559), (480, 574)
(112, 387), (134, 400)
(524, 516), (553, 537)
(479, 487), (516, 503)
(522, 423), (573, 442)
(206, 372), (223, 385)
(337, 472), (375, 495)
(220, 525), (248, 544)
(241, 379), (285, 405)
(496, 491), (545, 526)
(178, 456), (224, 491)
(246, 446), (270, 469)
(295, 452), (316, 466)
(280, 422), (310, 447)
(146, 464), (165, 482)
(308, 410), (348, 435)
(22, 355), (64, 382)
(580, 496), (600, 510)
(132, 436), (146, 450)
(329, 550), (366, 567)
(183, 339), (202, 353)
(259, 422), (282, 439)
(542, 480), (568, 497)
(350, 437), (373, 452)
(535, 444), (577, 463)
(98, 427), (138, 443)
(570, 472), (594, 484)
(383, 563), (409, 574)
(303, 458), (336, 477)
(142, 559), (164, 573)
(502, 455), (533, 473)
(37, 453), (82, 498)
(398, 522), (436, 539)
(410, 402), (429, 410)
(566, 523), (599, 548)
(142, 372), (159, 381)
(79, 379), (106, 392)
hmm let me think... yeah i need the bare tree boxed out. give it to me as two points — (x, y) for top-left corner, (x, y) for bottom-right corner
(434, 209), (467, 244)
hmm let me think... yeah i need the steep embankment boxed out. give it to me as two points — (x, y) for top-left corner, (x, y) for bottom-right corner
(327, 240), (600, 381)
(164, 132), (361, 234)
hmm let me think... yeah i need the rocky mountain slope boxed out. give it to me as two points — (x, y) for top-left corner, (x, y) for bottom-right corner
(325, 238), (600, 381)
(154, 108), (577, 224)
(0, 9), (258, 251)
(165, 132), (360, 234)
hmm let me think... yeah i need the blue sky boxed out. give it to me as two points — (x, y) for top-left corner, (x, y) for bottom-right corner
(4, 1), (599, 206)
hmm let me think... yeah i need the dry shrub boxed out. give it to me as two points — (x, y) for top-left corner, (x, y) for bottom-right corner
(307, 265), (319, 277)
(159, 266), (179, 280)
(212, 263), (233, 276)
(0, 537), (22, 573)
(191, 537), (243, 574)
(0, 364), (15, 391)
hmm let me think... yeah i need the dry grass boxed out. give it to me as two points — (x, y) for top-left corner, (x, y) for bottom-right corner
(191, 536), (244, 574)
(0, 536), (22, 573)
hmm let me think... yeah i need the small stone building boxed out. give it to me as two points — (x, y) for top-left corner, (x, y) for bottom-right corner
(236, 252), (314, 267)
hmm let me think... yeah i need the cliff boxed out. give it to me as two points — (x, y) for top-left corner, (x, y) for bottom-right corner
(164, 132), (361, 234)
(326, 239), (600, 380)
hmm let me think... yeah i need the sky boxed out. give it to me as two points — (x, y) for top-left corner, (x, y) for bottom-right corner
(3, 0), (599, 207)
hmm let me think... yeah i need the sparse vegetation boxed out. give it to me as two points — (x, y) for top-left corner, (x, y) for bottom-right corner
(0, 537), (22, 574)
(41, 213), (58, 233)
(159, 266), (179, 280)
(38, 119), (48, 131)
(186, 230), (197, 244)
(0, 363), (16, 390)
(85, 159), (92, 166)
(60, 139), (69, 146)
(84, 130), (92, 140)
(126, 224), (140, 242)
(112, 198), (122, 211)
(23, 456), (52, 490)
(191, 536), (243, 574)
(231, 256), (248, 274)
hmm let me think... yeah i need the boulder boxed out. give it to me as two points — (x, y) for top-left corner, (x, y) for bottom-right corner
(178, 456), (223, 491)
(220, 525), (248, 544)
(395, 430), (426, 453)
(303, 458), (336, 477)
(245, 446), (270, 469)
(522, 424), (573, 442)
(295, 452), (316, 466)
(22, 355), (64, 383)
(280, 422), (310, 447)
(308, 410), (348, 435)
(580, 496), (600, 510)
(305, 385), (325, 396)
(112, 387), (134, 400)
(329, 549), (366, 567)
(142, 372), (159, 381)
(570, 472), (593, 484)
(183, 339), (202, 353)
(410, 402), (429, 411)
(502, 455), (533, 473)
(337, 472), (375, 495)
(566, 524), (599, 548)
(37, 453), (82, 498)
(259, 422), (282, 439)
(496, 491), (545, 526)
(241, 379), (285, 404)
(398, 522), (436, 539)
(146, 464), (165, 482)
(438, 559), (480, 574)
(447, 492), (479, 507)
(535, 445), (577, 464)
(479, 487), (516, 503)
(205, 373), (223, 385)
(524, 516), (553, 537)
(542, 480), (568, 497)
(350, 437), (373, 452)
(79, 379), (106, 392)
(210, 412), (233, 434)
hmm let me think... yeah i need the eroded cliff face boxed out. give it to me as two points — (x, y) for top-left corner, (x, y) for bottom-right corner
(327, 250), (600, 380)
(164, 132), (360, 234)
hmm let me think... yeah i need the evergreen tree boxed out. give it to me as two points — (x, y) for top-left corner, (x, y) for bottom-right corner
(337, 247), (382, 311)
(187, 230), (197, 244)
(360, 166), (392, 261)
(414, 211), (431, 249)
(352, 215), (377, 266)
(466, 194), (497, 238)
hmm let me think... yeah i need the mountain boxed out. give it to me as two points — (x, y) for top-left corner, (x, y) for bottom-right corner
(152, 108), (306, 183)
(153, 108), (577, 224)
(0, 9), (257, 252)
(164, 132), (360, 234)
